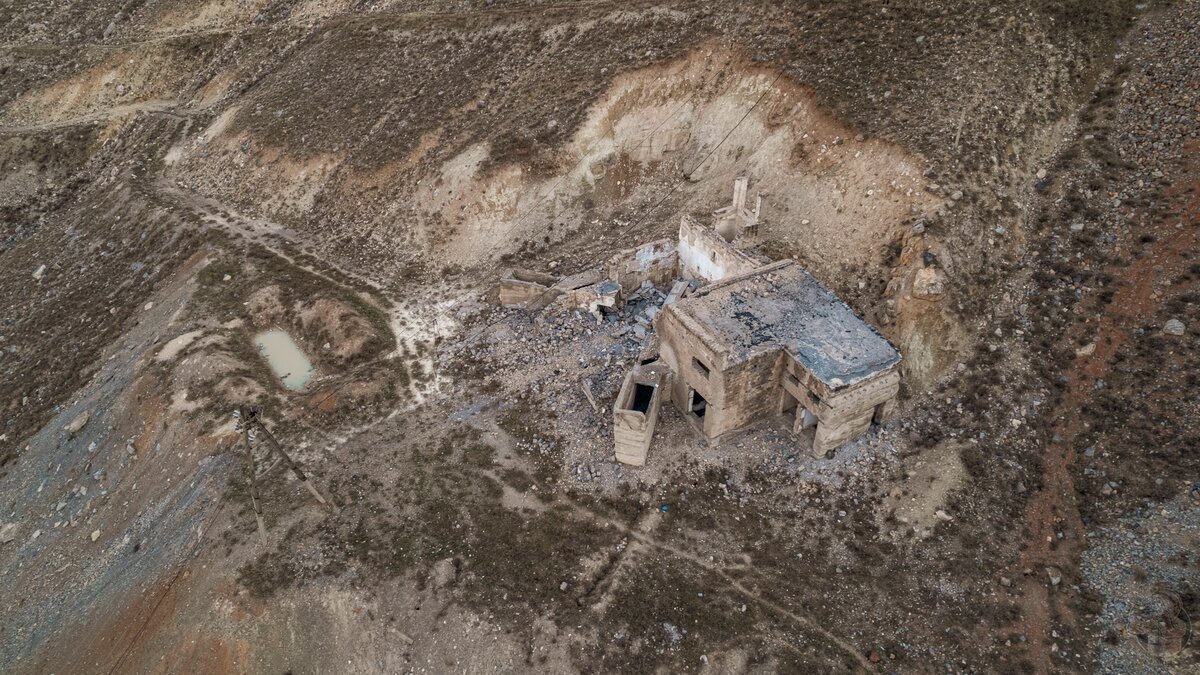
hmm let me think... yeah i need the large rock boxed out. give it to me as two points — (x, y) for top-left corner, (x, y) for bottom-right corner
(1163, 318), (1186, 336)
(0, 522), (17, 544)
(912, 267), (948, 301)
(430, 557), (460, 589)
(65, 411), (90, 436)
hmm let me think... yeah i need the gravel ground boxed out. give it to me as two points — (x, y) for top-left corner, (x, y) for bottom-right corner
(1083, 497), (1200, 673)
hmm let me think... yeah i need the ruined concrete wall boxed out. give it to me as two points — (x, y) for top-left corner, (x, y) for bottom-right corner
(498, 279), (561, 306)
(608, 238), (677, 291)
(782, 357), (834, 412)
(827, 369), (900, 415)
(495, 268), (564, 307)
(655, 307), (730, 437)
(790, 356), (900, 456)
(677, 216), (760, 283)
(614, 402), (653, 467)
(565, 280), (620, 314)
(613, 363), (670, 466)
(712, 349), (784, 436)
(813, 408), (877, 455)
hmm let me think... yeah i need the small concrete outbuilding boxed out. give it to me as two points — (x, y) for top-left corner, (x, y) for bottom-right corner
(611, 361), (671, 466)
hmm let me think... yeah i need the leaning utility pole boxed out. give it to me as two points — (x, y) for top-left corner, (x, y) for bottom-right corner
(254, 420), (330, 506)
(234, 405), (335, 542)
(238, 415), (268, 543)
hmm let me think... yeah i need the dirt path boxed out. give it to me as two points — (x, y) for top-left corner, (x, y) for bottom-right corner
(558, 492), (876, 670)
(0, 99), (183, 133)
(1016, 141), (1200, 671)
(0, 0), (672, 54)
(155, 178), (386, 294)
(0, 26), (244, 54)
(472, 418), (876, 671)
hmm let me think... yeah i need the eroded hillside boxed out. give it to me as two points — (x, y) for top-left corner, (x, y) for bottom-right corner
(1, 0), (1196, 672)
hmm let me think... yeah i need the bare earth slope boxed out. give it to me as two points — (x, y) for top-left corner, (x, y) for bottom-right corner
(0, 0), (1196, 672)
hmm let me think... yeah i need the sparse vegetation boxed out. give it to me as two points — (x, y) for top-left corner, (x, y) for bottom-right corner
(1, 0), (1196, 672)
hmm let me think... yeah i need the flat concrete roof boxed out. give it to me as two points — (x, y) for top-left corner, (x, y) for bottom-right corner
(670, 261), (901, 388)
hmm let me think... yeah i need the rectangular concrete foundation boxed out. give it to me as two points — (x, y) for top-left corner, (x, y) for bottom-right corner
(613, 362), (671, 466)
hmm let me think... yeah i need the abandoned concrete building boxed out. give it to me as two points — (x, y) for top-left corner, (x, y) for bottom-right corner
(655, 259), (901, 457)
(496, 178), (901, 466)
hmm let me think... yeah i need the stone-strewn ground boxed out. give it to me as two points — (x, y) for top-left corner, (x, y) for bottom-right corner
(1, 0), (1197, 672)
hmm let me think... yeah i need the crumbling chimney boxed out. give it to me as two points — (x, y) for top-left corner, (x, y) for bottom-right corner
(732, 176), (748, 212)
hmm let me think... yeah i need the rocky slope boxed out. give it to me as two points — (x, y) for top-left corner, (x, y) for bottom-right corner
(1, 0), (1196, 672)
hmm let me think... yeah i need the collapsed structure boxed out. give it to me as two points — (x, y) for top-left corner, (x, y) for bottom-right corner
(656, 260), (901, 456)
(496, 178), (901, 466)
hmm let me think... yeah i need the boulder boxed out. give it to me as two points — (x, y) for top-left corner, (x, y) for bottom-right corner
(65, 411), (90, 436)
(1163, 319), (1186, 336)
(912, 267), (948, 301)
(1046, 567), (1062, 586)
(430, 557), (459, 589)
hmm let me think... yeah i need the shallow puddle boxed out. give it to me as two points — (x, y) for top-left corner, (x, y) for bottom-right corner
(254, 330), (315, 391)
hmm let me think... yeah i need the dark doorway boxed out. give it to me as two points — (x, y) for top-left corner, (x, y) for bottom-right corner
(631, 383), (655, 413)
(689, 389), (708, 418)
(781, 389), (798, 414)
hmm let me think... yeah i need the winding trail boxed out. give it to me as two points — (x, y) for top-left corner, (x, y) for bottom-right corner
(154, 177), (385, 294)
(0, 0), (676, 53)
(477, 419), (876, 671)
(0, 99), (184, 134)
(1015, 145), (1200, 673)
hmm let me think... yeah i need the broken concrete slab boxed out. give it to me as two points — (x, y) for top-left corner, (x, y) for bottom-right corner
(581, 378), (599, 412)
(510, 268), (560, 287)
(662, 280), (688, 306)
(569, 280), (621, 322)
(553, 267), (608, 292)
(497, 278), (562, 307)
